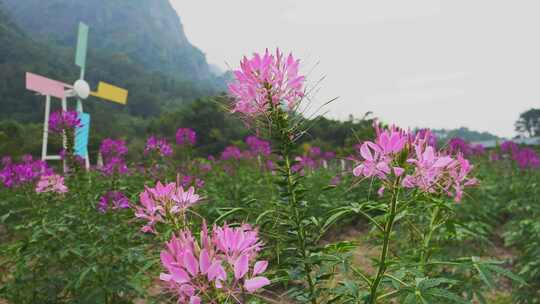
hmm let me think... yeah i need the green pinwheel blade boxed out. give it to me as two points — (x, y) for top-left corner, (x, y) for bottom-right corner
(75, 22), (89, 70)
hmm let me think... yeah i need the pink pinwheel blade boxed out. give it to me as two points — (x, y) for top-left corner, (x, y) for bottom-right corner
(26, 72), (71, 99)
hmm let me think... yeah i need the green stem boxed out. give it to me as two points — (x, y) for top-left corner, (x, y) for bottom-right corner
(272, 104), (317, 304)
(419, 206), (440, 273)
(368, 181), (400, 304)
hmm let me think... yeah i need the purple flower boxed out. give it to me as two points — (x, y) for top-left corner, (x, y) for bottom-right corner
(513, 147), (540, 169)
(176, 128), (197, 146)
(100, 139), (128, 159)
(309, 147), (321, 158)
(501, 140), (519, 154)
(49, 110), (81, 134)
(292, 156), (316, 175)
(144, 136), (173, 157)
(101, 156), (129, 176)
(220, 146), (242, 161)
(246, 136), (271, 156)
(0, 156), (53, 189)
(97, 191), (130, 213)
(180, 175), (205, 189)
(323, 151), (336, 160)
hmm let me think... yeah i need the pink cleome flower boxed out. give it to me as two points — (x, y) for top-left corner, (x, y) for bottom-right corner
(353, 124), (477, 202)
(160, 223), (270, 303)
(135, 181), (201, 233)
(228, 48), (305, 117)
(35, 174), (68, 194)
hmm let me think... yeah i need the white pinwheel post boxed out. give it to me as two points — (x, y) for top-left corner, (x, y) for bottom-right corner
(24, 22), (129, 170)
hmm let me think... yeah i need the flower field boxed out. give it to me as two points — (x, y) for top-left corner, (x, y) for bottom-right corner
(1, 50), (539, 304)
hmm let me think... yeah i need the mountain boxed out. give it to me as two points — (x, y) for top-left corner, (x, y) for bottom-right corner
(2, 0), (221, 85)
(431, 127), (500, 142)
(0, 1), (229, 159)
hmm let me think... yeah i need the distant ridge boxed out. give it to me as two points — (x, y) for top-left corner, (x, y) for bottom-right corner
(2, 0), (223, 86)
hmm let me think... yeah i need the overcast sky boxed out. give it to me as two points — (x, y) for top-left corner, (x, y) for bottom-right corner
(170, 0), (540, 138)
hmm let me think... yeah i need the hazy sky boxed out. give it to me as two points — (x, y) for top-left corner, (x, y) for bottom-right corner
(170, 0), (540, 137)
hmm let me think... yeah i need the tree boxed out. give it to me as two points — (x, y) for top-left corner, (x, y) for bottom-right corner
(515, 108), (540, 137)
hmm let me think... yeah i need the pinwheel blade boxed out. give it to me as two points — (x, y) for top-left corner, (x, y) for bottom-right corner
(75, 22), (89, 70)
(90, 81), (128, 105)
(25, 72), (71, 99)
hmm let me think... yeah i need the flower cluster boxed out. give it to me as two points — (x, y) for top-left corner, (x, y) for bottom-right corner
(353, 125), (477, 201)
(492, 140), (540, 170)
(402, 144), (477, 202)
(228, 48), (305, 117)
(245, 136), (271, 156)
(180, 175), (205, 189)
(49, 110), (81, 134)
(0, 155), (52, 188)
(144, 136), (173, 157)
(97, 191), (130, 213)
(99, 139), (129, 176)
(160, 223), (270, 303)
(135, 181), (200, 233)
(35, 174), (68, 194)
(100, 138), (128, 158)
(500, 140), (519, 154)
(447, 137), (485, 157)
(176, 128), (197, 146)
(292, 146), (335, 175)
(220, 146), (242, 161)
(415, 129), (438, 148)
(513, 148), (540, 169)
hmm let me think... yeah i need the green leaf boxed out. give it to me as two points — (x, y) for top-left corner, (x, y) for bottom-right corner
(484, 264), (527, 285)
(425, 288), (469, 304)
(418, 277), (458, 290)
(213, 208), (245, 224)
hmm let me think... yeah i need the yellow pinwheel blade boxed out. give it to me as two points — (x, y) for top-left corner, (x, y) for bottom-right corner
(90, 82), (128, 105)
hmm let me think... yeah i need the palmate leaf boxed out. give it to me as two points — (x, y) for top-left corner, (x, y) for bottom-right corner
(483, 263), (527, 285)
(418, 277), (459, 290)
(425, 288), (470, 304)
(471, 257), (496, 289)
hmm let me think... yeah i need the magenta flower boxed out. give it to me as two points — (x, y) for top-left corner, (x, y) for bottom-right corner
(101, 156), (129, 176)
(160, 223), (270, 303)
(1, 156), (52, 189)
(97, 191), (130, 213)
(228, 48), (305, 117)
(246, 136), (271, 156)
(49, 110), (81, 134)
(35, 174), (68, 194)
(176, 128), (197, 146)
(144, 136), (173, 157)
(135, 181), (201, 233)
(181, 175), (205, 189)
(500, 140), (519, 154)
(513, 147), (540, 169)
(100, 138), (128, 157)
(292, 156), (316, 175)
(220, 146), (242, 161)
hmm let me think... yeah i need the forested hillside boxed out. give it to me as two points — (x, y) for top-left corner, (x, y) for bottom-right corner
(2, 0), (222, 83)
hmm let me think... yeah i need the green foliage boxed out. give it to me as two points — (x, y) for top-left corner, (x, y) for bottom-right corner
(515, 108), (540, 138)
(0, 173), (157, 303)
